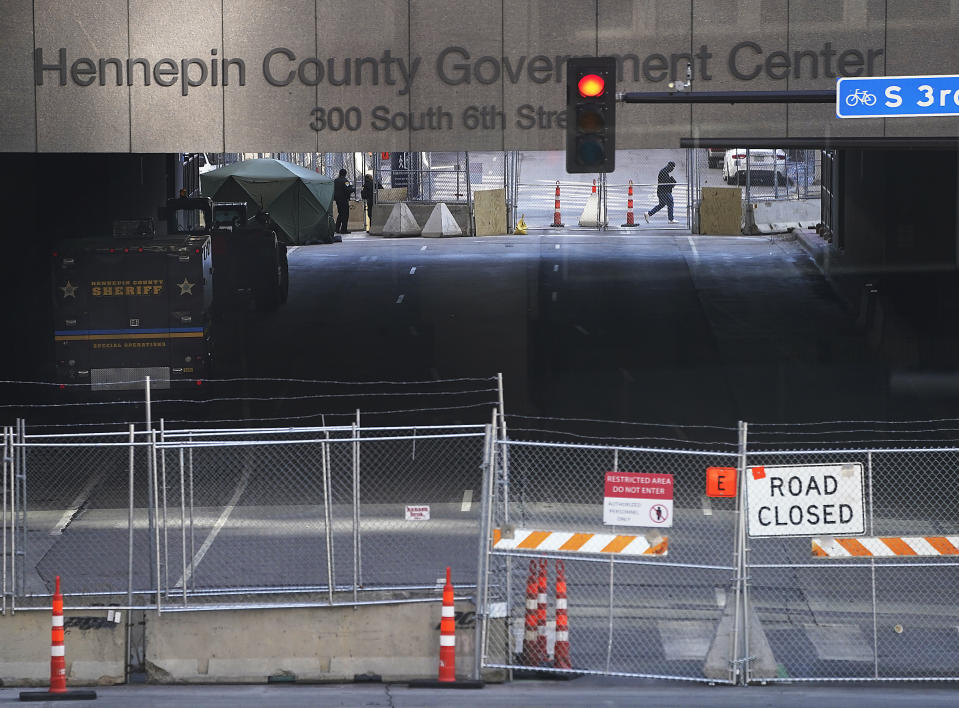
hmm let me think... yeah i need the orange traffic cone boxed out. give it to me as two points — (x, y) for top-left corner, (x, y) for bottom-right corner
(19, 575), (97, 702)
(520, 559), (539, 663)
(408, 567), (483, 689)
(438, 566), (456, 682)
(622, 180), (638, 227)
(553, 561), (572, 669)
(535, 559), (549, 665)
(550, 181), (565, 227)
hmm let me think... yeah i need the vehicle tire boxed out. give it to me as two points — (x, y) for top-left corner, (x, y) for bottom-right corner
(254, 235), (282, 312)
(278, 245), (289, 304)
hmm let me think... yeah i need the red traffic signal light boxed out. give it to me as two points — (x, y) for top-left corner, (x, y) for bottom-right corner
(566, 57), (617, 174)
(577, 74), (606, 98)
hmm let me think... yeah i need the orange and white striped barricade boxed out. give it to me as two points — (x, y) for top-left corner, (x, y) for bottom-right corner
(813, 536), (959, 557)
(493, 528), (668, 557)
(19, 575), (98, 702)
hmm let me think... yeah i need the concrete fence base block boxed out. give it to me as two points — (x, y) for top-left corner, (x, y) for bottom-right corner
(145, 601), (480, 684)
(0, 611), (125, 687)
(745, 199), (821, 234)
(703, 596), (778, 681)
(577, 191), (608, 227)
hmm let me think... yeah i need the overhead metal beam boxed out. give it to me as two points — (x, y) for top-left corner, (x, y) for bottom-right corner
(680, 137), (959, 150)
(618, 90), (836, 104)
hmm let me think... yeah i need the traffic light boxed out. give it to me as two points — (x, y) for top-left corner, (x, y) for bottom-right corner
(566, 57), (616, 173)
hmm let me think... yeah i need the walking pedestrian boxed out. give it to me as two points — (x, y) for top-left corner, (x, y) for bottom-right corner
(333, 168), (355, 234)
(360, 173), (382, 232)
(644, 161), (678, 224)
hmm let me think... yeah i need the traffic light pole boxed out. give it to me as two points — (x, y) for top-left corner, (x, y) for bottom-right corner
(617, 89), (836, 104)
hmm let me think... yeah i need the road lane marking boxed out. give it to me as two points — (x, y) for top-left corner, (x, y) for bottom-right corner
(50, 471), (104, 536)
(409, 266), (417, 275)
(396, 294), (405, 304)
(461, 489), (473, 512)
(554, 244), (560, 249)
(687, 236), (699, 260)
(575, 324), (589, 335)
(551, 292), (558, 302)
(553, 264), (559, 272)
(174, 462), (252, 590)
(420, 245), (428, 251)
(287, 246), (300, 256)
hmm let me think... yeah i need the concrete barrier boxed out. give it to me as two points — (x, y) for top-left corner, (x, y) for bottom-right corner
(745, 199), (821, 234)
(370, 202), (471, 236)
(0, 610), (126, 687)
(145, 599), (503, 684)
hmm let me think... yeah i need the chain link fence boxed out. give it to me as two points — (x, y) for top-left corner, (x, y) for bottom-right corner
(743, 445), (959, 682)
(691, 147), (820, 204)
(480, 437), (740, 683)
(5, 415), (959, 684)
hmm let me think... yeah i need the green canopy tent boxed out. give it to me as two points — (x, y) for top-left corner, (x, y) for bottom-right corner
(200, 158), (336, 245)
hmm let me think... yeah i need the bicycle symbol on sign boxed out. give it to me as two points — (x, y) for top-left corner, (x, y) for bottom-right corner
(845, 88), (877, 107)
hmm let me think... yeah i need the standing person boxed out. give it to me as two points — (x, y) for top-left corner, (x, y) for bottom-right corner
(360, 173), (382, 232)
(644, 160), (678, 224)
(333, 168), (355, 234)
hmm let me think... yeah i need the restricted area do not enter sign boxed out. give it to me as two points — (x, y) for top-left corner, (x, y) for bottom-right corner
(746, 463), (864, 538)
(603, 471), (673, 528)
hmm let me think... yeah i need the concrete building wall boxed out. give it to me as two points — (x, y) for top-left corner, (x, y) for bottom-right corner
(3, 0), (958, 152)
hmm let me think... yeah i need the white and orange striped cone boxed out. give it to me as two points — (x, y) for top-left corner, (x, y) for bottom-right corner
(535, 558), (549, 666)
(550, 181), (565, 227)
(438, 566), (456, 682)
(408, 567), (483, 689)
(50, 575), (66, 693)
(622, 180), (638, 227)
(19, 575), (97, 702)
(553, 560), (572, 669)
(520, 559), (539, 663)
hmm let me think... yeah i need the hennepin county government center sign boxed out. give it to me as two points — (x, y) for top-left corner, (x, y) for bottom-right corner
(34, 42), (883, 133)
(2, 0), (950, 152)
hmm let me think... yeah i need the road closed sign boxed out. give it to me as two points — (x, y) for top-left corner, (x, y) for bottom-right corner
(603, 471), (673, 528)
(747, 463), (864, 538)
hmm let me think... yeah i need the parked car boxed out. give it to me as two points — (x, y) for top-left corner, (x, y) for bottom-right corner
(722, 148), (788, 185)
(706, 147), (726, 169)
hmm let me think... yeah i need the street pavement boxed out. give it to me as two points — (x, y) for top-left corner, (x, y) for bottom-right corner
(4, 677), (959, 707)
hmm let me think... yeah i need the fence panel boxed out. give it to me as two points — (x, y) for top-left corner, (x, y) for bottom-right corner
(482, 439), (740, 682)
(743, 448), (959, 682)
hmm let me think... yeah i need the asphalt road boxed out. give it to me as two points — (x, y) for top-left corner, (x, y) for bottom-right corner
(8, 230), (959, 682)
(4, 678), (959, 707)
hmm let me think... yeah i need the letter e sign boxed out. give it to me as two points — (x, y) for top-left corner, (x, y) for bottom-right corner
(706, 467), (737, 498)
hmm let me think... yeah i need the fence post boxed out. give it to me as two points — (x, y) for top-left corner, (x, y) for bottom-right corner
(17, 418), (26, 603)
(321, 425), (335, 605)
(473, 420), (495, 681)
(2, 426), (8, 615)
(731, 420), (749, 684)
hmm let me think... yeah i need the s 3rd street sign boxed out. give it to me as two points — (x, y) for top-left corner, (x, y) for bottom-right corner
(837, 74), (959, 118)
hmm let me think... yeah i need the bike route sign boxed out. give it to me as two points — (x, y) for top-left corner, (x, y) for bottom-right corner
(837, 74), (959, 118)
